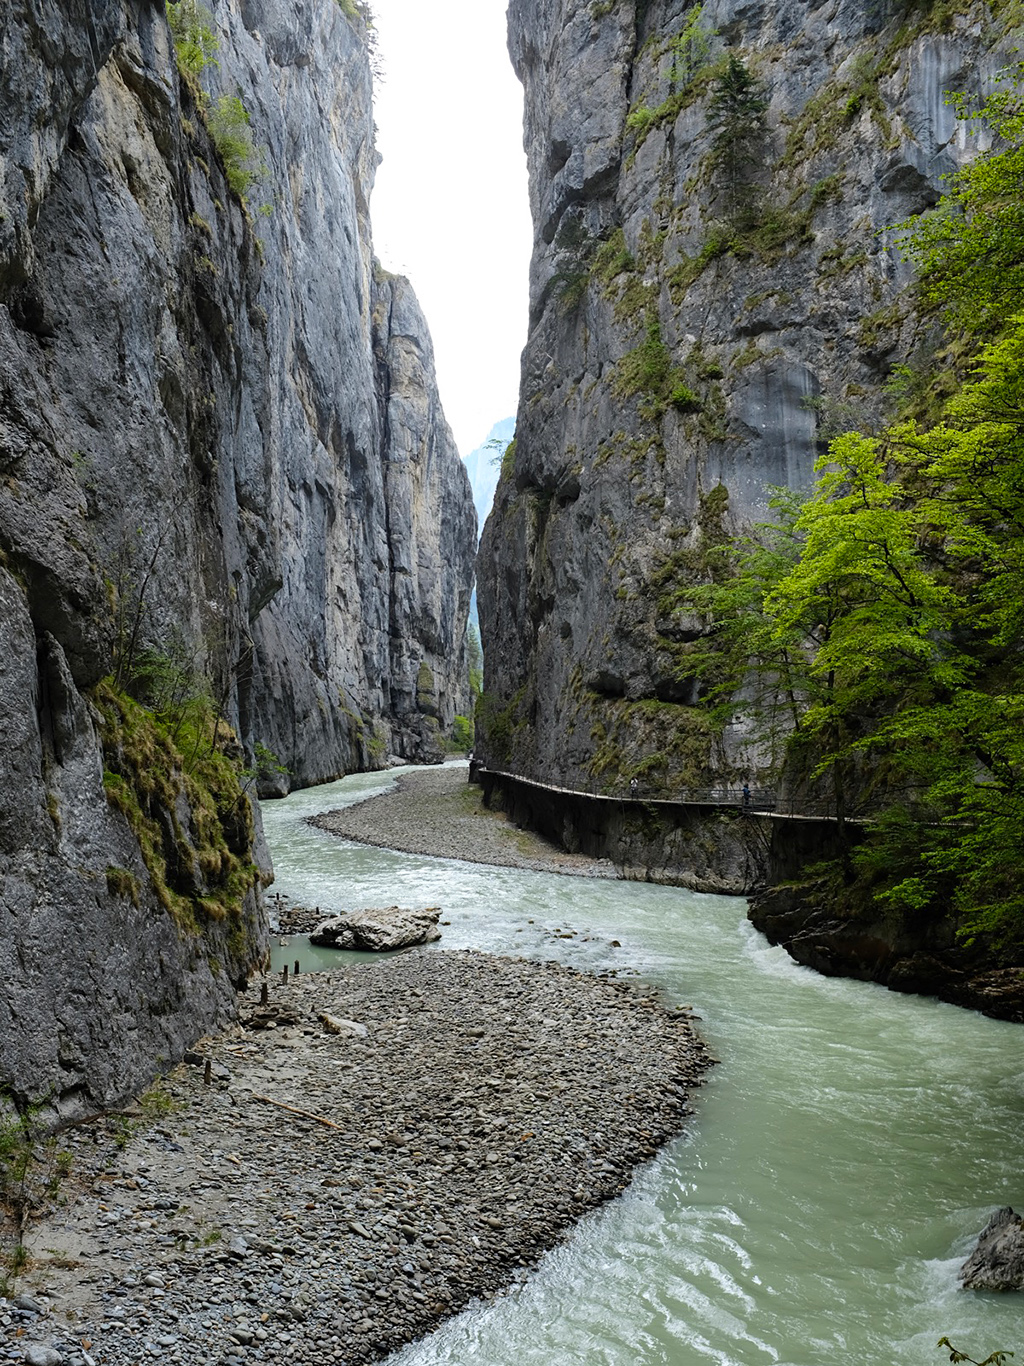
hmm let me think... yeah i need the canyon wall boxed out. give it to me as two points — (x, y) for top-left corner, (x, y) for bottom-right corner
(478, 0), (1012, 802)
(0, 0), (474, 1112)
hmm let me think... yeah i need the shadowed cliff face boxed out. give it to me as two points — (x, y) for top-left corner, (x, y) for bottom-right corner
(478, 0), (1011, 798)
(210, 0), (476, 787)
(0, 0), (474, 1111)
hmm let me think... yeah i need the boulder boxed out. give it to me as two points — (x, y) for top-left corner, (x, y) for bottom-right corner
(310, 906), (442, 952)
(318, 1013), (368, 1037)
(959, 1207), (1024, 1290)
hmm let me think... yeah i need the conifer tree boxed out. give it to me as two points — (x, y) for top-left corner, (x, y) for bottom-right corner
(707, 55), (768, 220)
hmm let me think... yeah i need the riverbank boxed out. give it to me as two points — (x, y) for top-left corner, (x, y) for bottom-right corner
(307, 765), (619, 878)
(3, 951), (710, 1366)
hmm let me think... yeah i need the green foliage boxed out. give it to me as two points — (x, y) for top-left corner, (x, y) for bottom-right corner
(139, 1081), (176, 1120)
(95, 680), (259, 935)
(668, 177), (841, 302)
(668, 227), (733, 298)
(105, 864), (140, 904)
(166, 0), (219, 78)
(0, 1100), (73, 1281)
(555, 269), (590, 311)
(476, 687), (528, 767)
(625, 8), (723, 154)
(707, 55), (768, 216)
(668, 380), (702, 411)
(242, 741), (289, 795)
(612, 316), (705, 419)
(896, 63), (1024, 334)
(592, 228), (635, 284)
(764, 433), (965, 734)
(451, 714), (474, 752)
(780, 42), (900, 169)
(564, 649), (726, 792)
(671, 4), (714, 84)
(500, 438), (517, 480)
(551, 212), (599, 310)
(337, 0), (372, 20)
(659, 486), (806, 762)
(613, 316), (672, 399)
(700, 69), (1024, 943)
(207, 95), (264, 201)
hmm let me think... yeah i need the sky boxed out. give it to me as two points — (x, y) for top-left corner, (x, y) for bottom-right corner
(368, 0), (532, 455)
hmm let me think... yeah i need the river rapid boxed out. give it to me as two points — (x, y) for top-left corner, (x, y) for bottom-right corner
(260, 768), (1024, 1366)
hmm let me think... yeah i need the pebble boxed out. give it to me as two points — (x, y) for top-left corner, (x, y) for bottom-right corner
(7, 951), (710, 1366)
(23, 1348), (63, 1366)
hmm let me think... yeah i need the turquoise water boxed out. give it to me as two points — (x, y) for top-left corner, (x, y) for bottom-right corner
(260, 767), (1024, 1366)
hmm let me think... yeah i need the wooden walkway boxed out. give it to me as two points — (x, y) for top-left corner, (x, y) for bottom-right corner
(473, 765), (855, 823)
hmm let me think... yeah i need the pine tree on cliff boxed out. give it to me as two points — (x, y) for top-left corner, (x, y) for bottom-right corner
(707, 55), (768, 222)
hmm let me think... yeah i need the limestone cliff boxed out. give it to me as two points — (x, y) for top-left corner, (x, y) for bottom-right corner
(0, 0), (474, 1112)
(479, 0), (1014, 810)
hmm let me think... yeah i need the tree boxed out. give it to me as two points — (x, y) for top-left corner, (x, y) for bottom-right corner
(676, 487), (807, 763)
(671, 4), (714, 85)
(847, 322), (1024, 937)
(687, 70), (1024, 937)
(165, 0), (219, 79)
(896, 63), (1024, 332)
(707, 55), (768, 219)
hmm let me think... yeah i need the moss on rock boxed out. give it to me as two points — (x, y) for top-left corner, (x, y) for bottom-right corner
(94, 680), (260, 940)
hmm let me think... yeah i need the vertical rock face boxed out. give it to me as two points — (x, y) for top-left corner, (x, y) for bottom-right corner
(478, 0), (1011, 799)
(0, 0), (474, 1111)
(211, 0), (475, 785)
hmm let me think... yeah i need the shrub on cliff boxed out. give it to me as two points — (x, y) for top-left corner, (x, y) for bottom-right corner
(207, 95), (265, 201)
(166, 0), (219, 79)
(164, 2), (265, 207)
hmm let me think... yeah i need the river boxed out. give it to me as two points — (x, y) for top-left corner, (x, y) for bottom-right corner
(260, 767), (1024, 1366)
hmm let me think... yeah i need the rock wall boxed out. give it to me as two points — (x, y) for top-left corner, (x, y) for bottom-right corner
(749, 878), (1024, 1021)
(211, 0), (476, 787)
(478, 0), (1014, 801)
(477, 769), (774, 892)
(0, 0), (474, 1111)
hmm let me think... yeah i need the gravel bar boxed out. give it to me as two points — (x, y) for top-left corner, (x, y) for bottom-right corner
(309, 765), (618, 878)
(3, 950), (711, 1366)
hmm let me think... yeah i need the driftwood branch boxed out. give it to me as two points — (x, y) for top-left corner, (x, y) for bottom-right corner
(249, 1093), (344, 1130)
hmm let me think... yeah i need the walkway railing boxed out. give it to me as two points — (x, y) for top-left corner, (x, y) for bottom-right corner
(473, 764), (888, 822)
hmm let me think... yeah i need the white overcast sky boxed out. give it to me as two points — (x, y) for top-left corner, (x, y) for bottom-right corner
(368, 0), (532, 456)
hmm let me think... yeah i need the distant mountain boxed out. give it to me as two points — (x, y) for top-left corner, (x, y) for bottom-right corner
(462, 415), (515, 536)
(462, 417), (515, 632)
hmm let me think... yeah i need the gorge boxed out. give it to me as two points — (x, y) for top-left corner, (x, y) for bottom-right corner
(2, 0), (1024, 1359)
(1, 0), (1022, 1259)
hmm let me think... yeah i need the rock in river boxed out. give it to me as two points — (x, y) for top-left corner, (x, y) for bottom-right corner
(959, 1207), (1024, 1290)
(309, 905), (442, 951)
